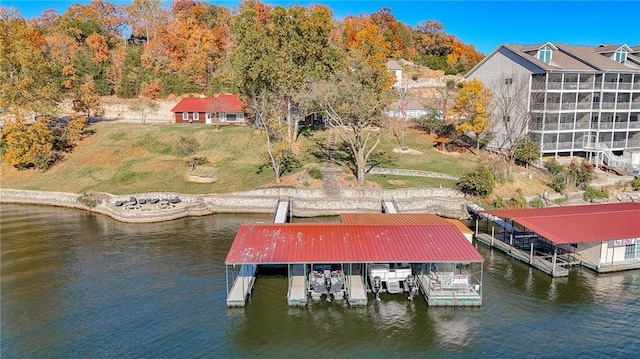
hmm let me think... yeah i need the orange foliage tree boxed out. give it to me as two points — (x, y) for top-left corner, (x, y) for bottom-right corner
(448, 79), (493, 154)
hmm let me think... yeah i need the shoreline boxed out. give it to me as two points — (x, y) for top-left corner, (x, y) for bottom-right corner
(0, 187), (471, 223)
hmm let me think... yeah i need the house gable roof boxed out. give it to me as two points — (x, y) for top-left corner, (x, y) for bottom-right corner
(171, 94), (244, 113)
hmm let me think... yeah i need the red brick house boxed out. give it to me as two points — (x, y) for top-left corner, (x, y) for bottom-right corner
(171, 94), (246, 124)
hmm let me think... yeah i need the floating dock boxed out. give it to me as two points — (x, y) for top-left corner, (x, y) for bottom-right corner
(381, 199), (398, 213)
(476, 233), (569, 277)
(416, 273), (482, 306)
(347, 275), (367, 305)
(226, 264), (257, 307)
(287, 264), (307, 306)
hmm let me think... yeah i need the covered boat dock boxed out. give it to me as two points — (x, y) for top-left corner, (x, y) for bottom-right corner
(224, 222), (484, 307)
(475, 203), (640, 276)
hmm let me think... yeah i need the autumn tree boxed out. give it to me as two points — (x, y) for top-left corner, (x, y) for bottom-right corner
(1, 115), (55, 169)
(73, 75), (103, 121)
(0, 10), (60, 117)
(302, 51), (396, 185)
(448, 79), (493, 154)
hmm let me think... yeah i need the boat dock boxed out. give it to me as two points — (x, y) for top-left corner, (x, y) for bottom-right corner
(287, 264), (307, 306)
(416, 272), (482, 306)
(226, 200), (292, 307)
(475, 233), (569, 277)
(347, 275), (367, 305)
(226, 264), (257, 307)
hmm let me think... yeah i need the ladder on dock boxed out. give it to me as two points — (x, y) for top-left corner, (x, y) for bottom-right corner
(226, 264), (257, 307)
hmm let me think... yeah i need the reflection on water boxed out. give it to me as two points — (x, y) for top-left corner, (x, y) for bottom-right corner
(1, 204), (639, 359)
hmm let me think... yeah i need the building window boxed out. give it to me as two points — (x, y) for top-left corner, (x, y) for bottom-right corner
(538, 46), (552, 63)
(193, 112), (199, 120)
(614, 49), (627, 63)
(502, 116), (510, 122)
(182, 112), (188, 121)
(505, 78), (513, 85)
(624, 243), (637, 260)
(226, 113), (237, 122)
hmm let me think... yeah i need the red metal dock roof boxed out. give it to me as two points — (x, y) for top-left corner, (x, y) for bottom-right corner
(340, 213), (473, 234)
(224, 224), (484, 265)
(483, 203), (640, 244)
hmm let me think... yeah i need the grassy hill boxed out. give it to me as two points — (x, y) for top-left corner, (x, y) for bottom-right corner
(1, 122), (548, 196)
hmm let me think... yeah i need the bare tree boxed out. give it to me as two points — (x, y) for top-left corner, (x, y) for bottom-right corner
(128, 99), (159, 124)
(302, 52), (396, 185)
(487, 73), (538, 159)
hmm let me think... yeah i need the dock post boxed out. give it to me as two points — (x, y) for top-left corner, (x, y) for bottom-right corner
(491, 227), (494, 246)
(552, 245), (557, 277)
(475, 218), (478, 237)
(529, 243), (534, 264)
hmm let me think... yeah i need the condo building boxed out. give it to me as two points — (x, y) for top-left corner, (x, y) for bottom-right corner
(466, 42), (640, 172)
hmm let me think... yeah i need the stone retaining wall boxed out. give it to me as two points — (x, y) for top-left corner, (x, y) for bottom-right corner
(1, 188), (471, 222)
(369, 168), (459, 180)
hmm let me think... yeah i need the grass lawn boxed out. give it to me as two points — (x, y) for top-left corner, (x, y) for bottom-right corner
(0, 122), (488, 194)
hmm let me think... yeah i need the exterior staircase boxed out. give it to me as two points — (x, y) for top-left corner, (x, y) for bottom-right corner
(322, 129), (342, 197)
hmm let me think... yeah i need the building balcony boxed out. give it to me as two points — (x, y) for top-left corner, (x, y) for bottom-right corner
(631, 102), (640, 109)
(601, 102), (616, 109)
(634, 83), (640, 90)
(561, 103), (576, 110)
(546, 103), (560, 111)
(616, 102), (630, 109)
(603, 83), (617, 90)
(599, 122), (614, 129)
(531, 82), (546, 90)
(619, 83), (633, 90)
(630, 122), (640, 129)
(627, 140), (640, 148)
(575, 122), (589, 129)
(578, 83), (594, 90)
(563, 83), (578, 90)
(547, 83), (562, 90)
(576, 103), (591, 110)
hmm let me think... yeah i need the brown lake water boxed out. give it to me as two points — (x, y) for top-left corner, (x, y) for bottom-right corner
(1, 204), (639, 358)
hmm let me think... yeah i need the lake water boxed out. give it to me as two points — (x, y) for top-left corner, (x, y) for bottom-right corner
(1, 204), (639, 358)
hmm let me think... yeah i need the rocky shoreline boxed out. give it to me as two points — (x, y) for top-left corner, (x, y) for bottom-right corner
(0, 187), (471, 223)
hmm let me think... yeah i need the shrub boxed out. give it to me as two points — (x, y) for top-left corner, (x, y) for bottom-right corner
(584, 186), (609, 202)
(513, 135), (540, 166)
(631, 176), (640, 191)
(492, 196), (506, 209)
(77, 193), (99, 208)
(308, 167), (323, 180)
(529, 198), (545, 208)
(507, 189), (527, 209)
(457, 165), (495, 198)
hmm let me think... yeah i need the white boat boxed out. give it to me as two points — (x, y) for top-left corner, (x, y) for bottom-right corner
(369, 263), (418, 299)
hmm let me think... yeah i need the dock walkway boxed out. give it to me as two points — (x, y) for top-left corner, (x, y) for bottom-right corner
(288, 275), (308, 306)
(347, 275), (367, 305)
(273, 200), (290, 223)
(476, 233), (569, 277)
(226, 264), (257, 307)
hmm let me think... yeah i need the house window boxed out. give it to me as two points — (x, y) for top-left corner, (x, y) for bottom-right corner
(614, 49), (627, 63)
(505, 78), (513, 85)
(206, 113), (212, 121)
(226, 113), (237, 122)
(538, 46), (552, 63)
(182, 112), (188, 121)
(193, 112), (199, 120)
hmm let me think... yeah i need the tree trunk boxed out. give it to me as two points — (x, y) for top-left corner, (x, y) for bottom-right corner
(356, 153), (366, 186)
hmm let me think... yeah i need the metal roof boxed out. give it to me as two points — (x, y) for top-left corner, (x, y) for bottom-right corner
(483, 203), (640, 244)
(170, 94), (244, 113)
(224, 224), (484, 265)
(340, 213), (473, 234)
